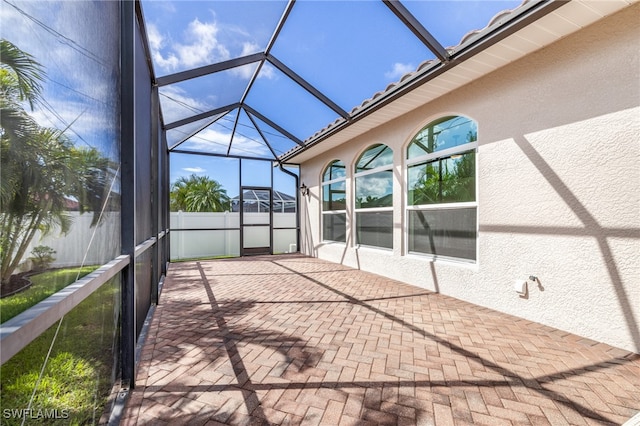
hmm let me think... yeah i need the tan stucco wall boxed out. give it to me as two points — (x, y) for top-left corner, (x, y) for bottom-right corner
(298, 4), (640, 353)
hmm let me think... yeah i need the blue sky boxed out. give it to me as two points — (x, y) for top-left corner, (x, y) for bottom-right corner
(1, 1), (122, 161)
(143, 0), (522, 190)
(3, 0), (522, 198)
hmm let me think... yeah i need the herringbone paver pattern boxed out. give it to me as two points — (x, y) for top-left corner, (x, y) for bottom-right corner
(121, 254), (640, 425)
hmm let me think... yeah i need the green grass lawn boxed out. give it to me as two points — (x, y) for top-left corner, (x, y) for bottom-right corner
(0, 268), (119, 425)
(1, 266), (97, 324)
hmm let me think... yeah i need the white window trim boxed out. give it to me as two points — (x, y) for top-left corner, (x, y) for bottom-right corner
(355, 206), (394, 213)
(406, 201), (477, 211)
(353, 166), (391, 179)
(322, 176), (347, 186)
(354, 147), (394, 249)
(406, 141), (478, 167)
(355, 243), (394, 253)
(405, 250), (480, 269)
(321, 163), (348, 243)
(404, 123), (479, 264)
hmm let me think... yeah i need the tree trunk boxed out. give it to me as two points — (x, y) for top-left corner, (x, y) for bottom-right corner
(0, 201), (50, 286)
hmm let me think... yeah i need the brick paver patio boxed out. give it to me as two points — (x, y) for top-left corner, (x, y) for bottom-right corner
(121, 254), (640, 425)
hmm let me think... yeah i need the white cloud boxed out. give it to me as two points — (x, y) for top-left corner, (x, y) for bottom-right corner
(155, 1), (177, 15)
(225, 41), (262, 79)
(183, 167), (206, 173)
(182, 128), (232, 153)
(257, 62), (276, 80)
(356, 176), (392, 199)
(385, 62), (415, 81)
(183, 127), (270, 157)
(160, 85), (214, 124)
(150, 18), (233, 73)
(240, 41), (261, 57)
(147, 15), (270, 82)
(33, 101), (91, 132)
(176, 18), (230, 68)
(229, 133), (271, 157)
(147, 23), (180, 71)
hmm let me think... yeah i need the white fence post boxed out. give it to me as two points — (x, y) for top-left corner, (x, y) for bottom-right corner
(177, 210), (183, 260)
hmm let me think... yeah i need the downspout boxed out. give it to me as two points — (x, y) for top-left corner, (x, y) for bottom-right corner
(277, 162), (300, 254)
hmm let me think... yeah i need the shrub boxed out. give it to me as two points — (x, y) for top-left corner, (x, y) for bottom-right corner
(30, 245), (56, 271)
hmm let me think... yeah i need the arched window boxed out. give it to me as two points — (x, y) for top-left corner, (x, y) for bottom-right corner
(321, 160), (347, 242)
(406, 116), (477, 261)
(355, 144), (393, 249)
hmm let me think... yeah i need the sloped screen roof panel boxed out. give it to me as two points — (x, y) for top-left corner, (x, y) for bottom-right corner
(146, 0), (287, 77)
(166, 114), (224, 149)
(159, 64), (256, 125)
(177, 110), (238, 156)
(245, 64), (341, 141)
(140, 0), (576, 160)
(269, 0), (434, 113)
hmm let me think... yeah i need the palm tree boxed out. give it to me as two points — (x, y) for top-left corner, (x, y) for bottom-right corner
(410, 154), (475, 206)
(410, 163), (440, 205)
(70, 146), (119, 224)
(0, 128), (77, 284)
(0, 39), (114, 286)
(0, 38), (43, 108)
(170, 174), (230, 212)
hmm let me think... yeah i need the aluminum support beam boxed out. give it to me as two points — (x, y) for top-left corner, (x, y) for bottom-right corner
(164, 103), (240, 131)
(171, 149), (275, 161)
(243, 104), (304, 146)
(383, 0), (450, 63)
(156, 53), (266, 87)
(120, 0), (136, 388)
(267, 54), (350, 120)
(239, 1), (297, 105)
(246, 111), (279, 159)
(226, 109), (243, 156)
(282, 0), (568, 162)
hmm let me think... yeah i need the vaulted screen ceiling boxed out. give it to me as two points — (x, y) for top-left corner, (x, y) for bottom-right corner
(140, 0), (565, 162)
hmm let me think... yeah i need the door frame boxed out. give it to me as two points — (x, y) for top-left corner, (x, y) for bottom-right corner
(240, 186), (273, 256)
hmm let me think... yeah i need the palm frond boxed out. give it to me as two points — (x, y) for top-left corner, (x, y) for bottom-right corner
(0, 39), (44, 109)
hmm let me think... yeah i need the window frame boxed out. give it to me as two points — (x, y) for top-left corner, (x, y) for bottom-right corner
(405, 116), (478, 263)
(354, 144), (394, 250)
(321, 160), (347, 243)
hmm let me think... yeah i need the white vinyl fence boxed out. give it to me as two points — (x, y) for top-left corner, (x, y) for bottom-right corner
(170, 211), (297, 260)
(11, 211), (296, 271)
(16, 212), (120, 271)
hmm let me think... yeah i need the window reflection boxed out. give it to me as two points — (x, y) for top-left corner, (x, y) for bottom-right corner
(354, 144), (393, 249)
(323, 181), (347, 211)
(323, 159), (346, 181)
(356, 144), (393, 172)
(406, 116), (477, 261)
(355, 170), (393, 208)
(407, 116), (477, 157)
(322, 160), (347, 242)
(408, 151), (475, 206)
(0, 0), (121, 418)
